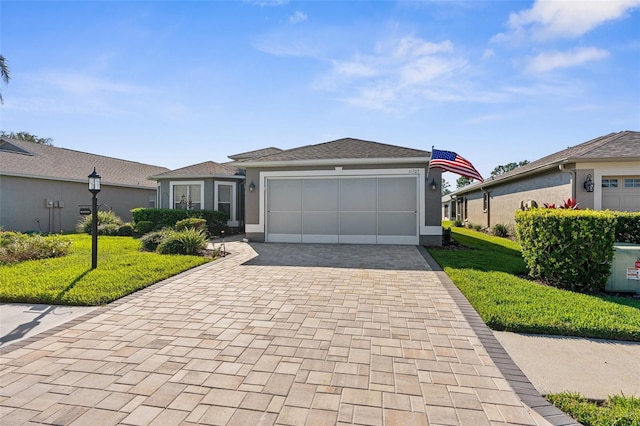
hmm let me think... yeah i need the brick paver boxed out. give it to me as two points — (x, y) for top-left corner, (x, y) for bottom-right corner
(0, 242), (551, 425)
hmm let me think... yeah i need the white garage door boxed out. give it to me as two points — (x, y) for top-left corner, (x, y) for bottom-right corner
(266, 176), (418, 245)
(602, 177), (640, 211)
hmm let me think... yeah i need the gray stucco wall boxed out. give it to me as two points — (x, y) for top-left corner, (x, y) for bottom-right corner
(155, 177), (245, 226)
(0, 175), (155, 233)
(244, 163), (442, 243)
(456, 169), (573, 230)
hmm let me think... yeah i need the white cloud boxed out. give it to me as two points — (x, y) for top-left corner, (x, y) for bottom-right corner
(526, 47), (610, 73)
(505, 0), (640, 40)
(243, 0), (289, 7)
(289, 11), (307, 24)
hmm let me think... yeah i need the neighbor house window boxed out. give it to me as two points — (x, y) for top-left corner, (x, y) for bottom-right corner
(483, 192), (489, 212)
(170, 181), (204, 210)
(214, 181), (238, 226)
(148, 195), (156, 208)
(602, 178), (618, 188)
(624, 178), (640, 188)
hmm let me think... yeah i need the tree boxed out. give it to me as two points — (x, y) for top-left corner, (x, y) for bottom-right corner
(441, 179), (451, 195)
(0, 54), (9, 104)
(456, 176), (473, 188)
(490, 160), (530, 177)
(0, 131), (54, 146)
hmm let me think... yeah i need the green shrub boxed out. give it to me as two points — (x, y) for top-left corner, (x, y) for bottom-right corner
(135, 220), (154, 235)
(453, 219), (464, 227)
(0, 231), (72, 264)
(131, 208), (228, 230)
(156, 228), (208, 255)
(140, 229), (170, 252)
(472, 224), (482, 231)
(97, 223), (120, 236)
(515, 209), (616, 293)
(611, 211), (640, 244)
(117, 224), (134, 236)
(77, 210), (123, 234)
(175, 217), (207, 232)
(492, 224), (509, 238)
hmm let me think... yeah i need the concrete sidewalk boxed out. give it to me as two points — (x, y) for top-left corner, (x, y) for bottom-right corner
(0, 242), (556, 425)
(495, 331), (640, 400)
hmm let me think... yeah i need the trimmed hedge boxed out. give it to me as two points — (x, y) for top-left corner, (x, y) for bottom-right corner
(611, 211), (640, 244)
(131, 208), (228, 235)
(515, 209), (617, 293)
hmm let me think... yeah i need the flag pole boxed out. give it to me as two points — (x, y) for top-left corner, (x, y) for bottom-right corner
(426, 145), (434, 179)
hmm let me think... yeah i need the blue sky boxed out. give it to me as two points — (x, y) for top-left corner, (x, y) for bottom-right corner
(1, 0), (639, 182)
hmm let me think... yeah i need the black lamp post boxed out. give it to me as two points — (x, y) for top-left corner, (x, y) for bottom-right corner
(88, 168), (101, 269)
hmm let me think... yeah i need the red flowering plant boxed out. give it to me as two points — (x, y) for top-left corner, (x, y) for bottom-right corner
(543, 198), (579, 210)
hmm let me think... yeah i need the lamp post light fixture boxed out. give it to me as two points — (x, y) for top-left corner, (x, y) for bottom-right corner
(583, 174), (595, 193)
(248, 181), (255, 193)
(429, 178), (438, 192)
(88, 168), (101, 269)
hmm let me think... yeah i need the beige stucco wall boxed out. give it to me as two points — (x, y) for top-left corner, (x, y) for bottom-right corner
(0, 175), (155, 233)
(244, 163), (442, 244)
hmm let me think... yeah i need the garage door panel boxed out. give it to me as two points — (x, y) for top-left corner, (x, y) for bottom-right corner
(340, 212), (376, 235)
(303, 212), (338, 235)
(303, 179), (338, 211)
(268, 179), (301, 211)
(268, 211), (301, 234)
(340, 178), (377, 211)
(378, 212), (416, 236)
(378, 177), (416, 211)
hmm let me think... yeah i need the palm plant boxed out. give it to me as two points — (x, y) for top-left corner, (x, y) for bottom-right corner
(0, 54), (10, 103)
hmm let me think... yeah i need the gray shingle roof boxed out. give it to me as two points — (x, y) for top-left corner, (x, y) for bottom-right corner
(0, 137), (169, 188)
(239, 138), (431, 163)
(454, 130), (640, 193)
(227, 147), (283, 161)
(149, 161), (241, 179)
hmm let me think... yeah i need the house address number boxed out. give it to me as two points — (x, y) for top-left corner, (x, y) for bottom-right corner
(408, 169), (421, 174)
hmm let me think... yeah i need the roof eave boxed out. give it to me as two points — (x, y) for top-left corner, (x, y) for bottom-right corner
(148, 174), (245, 181)
(239, 157), (431, 168)
(0, 171), (157, 189)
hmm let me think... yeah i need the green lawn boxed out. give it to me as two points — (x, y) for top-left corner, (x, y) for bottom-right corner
(0, 234), (212, 305)
(546, 393), (640, 426)
(428, 225), (640, 342)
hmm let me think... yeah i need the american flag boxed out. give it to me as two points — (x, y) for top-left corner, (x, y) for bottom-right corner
(429, 149), (484, 182)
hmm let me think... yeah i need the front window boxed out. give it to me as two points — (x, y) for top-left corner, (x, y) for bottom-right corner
(173, 184), (202, 210)
(217, 185), (231, 217)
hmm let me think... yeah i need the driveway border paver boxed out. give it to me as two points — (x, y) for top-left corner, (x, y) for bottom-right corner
(417, 246), (578, 426)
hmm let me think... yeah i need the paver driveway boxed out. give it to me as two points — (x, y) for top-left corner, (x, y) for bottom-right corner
(0, 242), (547, 425)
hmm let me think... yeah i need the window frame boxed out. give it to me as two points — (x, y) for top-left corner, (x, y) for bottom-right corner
(214, 181), (238, 226)
(169, 181), (205, 211)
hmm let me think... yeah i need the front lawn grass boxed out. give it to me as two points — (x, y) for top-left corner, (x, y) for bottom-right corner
(0, 234), (212, 305)
(546, 393), (640, 426)
(428, 225), (640, 342)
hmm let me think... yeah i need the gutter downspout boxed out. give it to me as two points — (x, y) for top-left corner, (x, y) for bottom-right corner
(558, 164), (576, 200)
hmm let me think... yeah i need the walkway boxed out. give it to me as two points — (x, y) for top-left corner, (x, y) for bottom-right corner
(0, 242), (569, 425)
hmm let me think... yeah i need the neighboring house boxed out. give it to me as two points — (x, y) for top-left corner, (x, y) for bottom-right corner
(0, 137), (169, 233)
(237, 137), (442, 245)
(447, 131), (640, 230)
(149, 161), (246, 228)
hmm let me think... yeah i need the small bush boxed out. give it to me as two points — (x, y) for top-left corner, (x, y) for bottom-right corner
(117, 224), (134, 236)
(135, 221), (154, 235)
(77, 210), (123, 234)
(131, 208), (228, 230)
(0, 231), (72, 264)
(156, 228), (208, 255)
(611, 211), (640, 244)
(492, 224), (509, 238)
(453, 219), (464, 227)
(97, 223), (120, 236)
(140, 229), (170, 252)
(175, 217), (207, 232)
